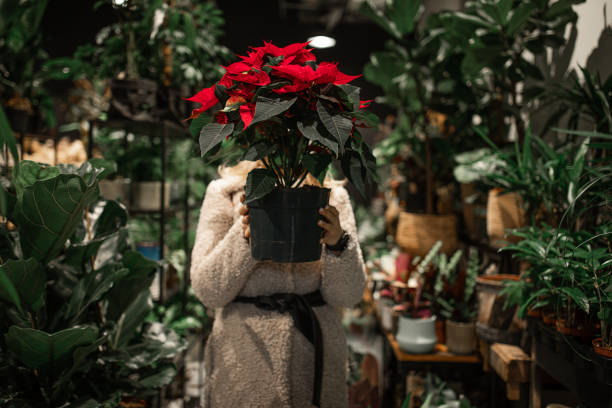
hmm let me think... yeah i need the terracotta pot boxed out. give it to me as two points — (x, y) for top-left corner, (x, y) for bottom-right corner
(555, 318), (596, 340)
(436, 319), (446, 344)
(395, 212), (458, 257)
(592, 338), (612, 358)
(527, 307), (542, 319)
(541, 312), (556, 326)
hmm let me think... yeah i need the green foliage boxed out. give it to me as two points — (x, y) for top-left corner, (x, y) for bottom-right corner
(72, 0), (229, 86)
(425, 246), (479, 323)
(0, 160), (185, 406)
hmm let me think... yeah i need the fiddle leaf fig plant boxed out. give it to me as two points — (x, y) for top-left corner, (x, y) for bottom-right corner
(0, 156), (185, 406)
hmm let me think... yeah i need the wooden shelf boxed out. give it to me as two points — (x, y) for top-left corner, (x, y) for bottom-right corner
(363, 286), (480, 365)
(384, 329), (480, 364)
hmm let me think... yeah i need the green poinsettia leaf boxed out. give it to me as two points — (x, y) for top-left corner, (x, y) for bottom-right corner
(341, 150), (367, 197)
(199, 123), (234, 157)
(297, 120), (339, 157)
(301, 154), (332, 186)
(337, 84), (360, 110)
(345, 110), (379, 127)
(189, 113), (211, 139)
(251, 96), (297, 126)
(243, 142), (275, 162)
(245, 168), (276, 204)
(316, 101), (352, 154)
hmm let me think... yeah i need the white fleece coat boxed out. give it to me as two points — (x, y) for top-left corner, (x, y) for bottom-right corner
(191, 175), (366, 407)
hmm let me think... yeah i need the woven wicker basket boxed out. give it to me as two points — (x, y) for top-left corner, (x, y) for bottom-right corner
(395, 212), (457, 257)
(486, 189), (525, 247)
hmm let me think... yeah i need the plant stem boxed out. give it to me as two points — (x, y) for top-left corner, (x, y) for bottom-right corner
(293, 169), (308, 188)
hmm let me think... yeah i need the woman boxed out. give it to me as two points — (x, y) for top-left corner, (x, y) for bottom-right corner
(191, 161), (366, 407)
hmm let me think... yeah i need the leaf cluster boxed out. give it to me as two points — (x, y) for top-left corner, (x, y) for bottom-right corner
(0, 159), (185, 406)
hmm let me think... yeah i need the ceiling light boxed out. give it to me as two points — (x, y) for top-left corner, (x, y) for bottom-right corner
(307, 35), (336, 49)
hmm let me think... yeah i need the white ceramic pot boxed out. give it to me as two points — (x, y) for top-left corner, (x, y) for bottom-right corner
(379, 299), (394, 332)
(396, 315), (437, 354)
(130, 181), (171, 211)
(99, 177), (128, 201)
(445, 320), (476, 355)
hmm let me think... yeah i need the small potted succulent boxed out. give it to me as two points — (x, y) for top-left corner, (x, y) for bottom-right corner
(188, 41), (378, 262)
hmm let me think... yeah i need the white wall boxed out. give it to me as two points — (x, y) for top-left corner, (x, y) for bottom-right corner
(569, 0), (612, 74)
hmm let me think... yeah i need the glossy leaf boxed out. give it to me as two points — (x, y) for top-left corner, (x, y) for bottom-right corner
(301, 154), (332, 186)
(390, 0), (423, 35)
(316, 101), (352, 153)
(110, 291), (152, 349)
(199, 123), (234, 157)
(1, 258), (45, 311)
(250, 96), (297, 126)
(5, 325), (98, 372)
(0, 267), (23, 313)
(14, 163), (102, 263)
(245, 168), (276, 204)
(359, 0), (402, 39)
(297, 120), (339, 156)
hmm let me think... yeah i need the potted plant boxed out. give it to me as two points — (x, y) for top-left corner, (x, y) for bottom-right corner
(188, 41), (378, 263)
(362, 0), (464, 257)
(0, 156), (185, 406)
(427, 248), (480, 355)
(395, 242), (442, 354)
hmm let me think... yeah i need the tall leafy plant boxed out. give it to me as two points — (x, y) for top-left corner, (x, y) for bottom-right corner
(440, 0), (583, 143)
(0, 157), (184, 406)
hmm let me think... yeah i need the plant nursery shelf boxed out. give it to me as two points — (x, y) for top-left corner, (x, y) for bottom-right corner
(129, 203), (200, 216)
(90, 119), (190, 139)
(384, 330), (480, 364)
(529, 318), (612, 408)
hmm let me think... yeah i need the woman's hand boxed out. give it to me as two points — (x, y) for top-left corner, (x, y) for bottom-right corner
(318, 205), (343, 246)
(239, 194), (250, 240)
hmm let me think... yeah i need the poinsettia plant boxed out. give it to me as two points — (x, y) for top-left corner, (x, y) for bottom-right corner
(187, 41), (378, 203)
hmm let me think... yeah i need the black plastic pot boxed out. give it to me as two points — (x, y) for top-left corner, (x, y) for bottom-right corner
(5, 107), (31, 133)
(249, 187), (330, 263)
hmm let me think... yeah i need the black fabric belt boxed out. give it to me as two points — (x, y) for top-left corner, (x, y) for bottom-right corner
(234, 290), (326, 407)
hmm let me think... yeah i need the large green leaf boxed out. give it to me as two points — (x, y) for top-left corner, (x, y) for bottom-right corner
(92, 200), (128, 239)
(110, 290), (153, 349)
(316, 101), (352, 153)
(13, 160), (60, 197)
(390, 0), (423, 35)
(138, 364), (177, 388)
(105, 250), (158, 321)
(505, 3), (537, 36)
(199, 123), (234, 157)
(14, 162), (104, 263)
(359, 0), (402, 39)
(1, 258), (45, 311)
(0, 267), (23, 313)
(251, 96), (297, 126)
(341, 151), (367, 197)
(242, 142), (275, 162)
(5, 325), (98, 373)
(63, 265), (130, 323)
(189, 113), (211, 139)
(245, 168), (276, 204)
(301, 154), (332, 186)
(297, 120), (339, 156)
